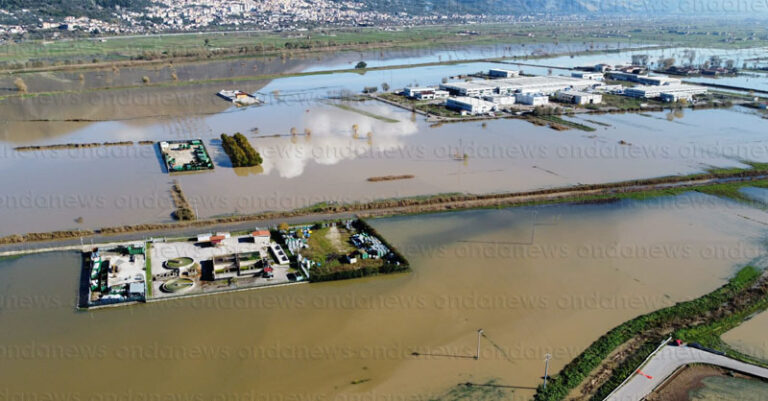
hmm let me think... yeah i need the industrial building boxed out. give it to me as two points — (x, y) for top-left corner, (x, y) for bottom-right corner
(403, 87), (440, 98)
(413, 89), (449, 100)
(571, 71), (604, 81)
(445, 96), (498, 115)
(440, 76), (601, 98)
(623, 84), (707, 101)
(607, 72), (681, 86)
(495, 76), (602, 95)
(514, 93), (549, 106)
(482, 95), (516, 106)
(555, 90), (603, 105)
(439, 80), (497, 97)
(489, 68), (520, 78)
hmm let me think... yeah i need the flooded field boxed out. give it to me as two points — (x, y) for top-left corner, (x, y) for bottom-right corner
(722, 310), (768, 361)
(1, 193), (767, 400)
(1, 99), (767, 236)
(0, 44), (767, 236)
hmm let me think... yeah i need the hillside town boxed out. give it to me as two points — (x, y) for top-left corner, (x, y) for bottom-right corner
(0, 0), (521, 37)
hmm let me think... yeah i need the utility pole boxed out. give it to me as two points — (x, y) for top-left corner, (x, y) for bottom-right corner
(543, 353), (552, 389)
(475, 329), (484, 360)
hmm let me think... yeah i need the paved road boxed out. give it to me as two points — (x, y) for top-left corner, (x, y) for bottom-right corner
(606, 345), (768, 401)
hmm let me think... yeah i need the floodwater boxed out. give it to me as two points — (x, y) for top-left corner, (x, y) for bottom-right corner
(722, 310), (768, 361)
(689, 375), (768, 400)
(0, 193), (767, 400)
(1, 45), (768, 236)
(1, 101), (768, 236)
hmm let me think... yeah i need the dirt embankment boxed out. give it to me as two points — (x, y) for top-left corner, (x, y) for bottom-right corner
(170, 180), (196, 221)
(367, 175), (415, 182)
(14, 141), (148, 151)
(1, 169), (767, 246)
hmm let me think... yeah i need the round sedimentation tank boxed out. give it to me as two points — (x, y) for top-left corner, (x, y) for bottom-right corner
(160, 277), (195, 293)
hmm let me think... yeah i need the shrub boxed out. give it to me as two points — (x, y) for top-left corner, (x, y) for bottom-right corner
(14, 77), (27, 93)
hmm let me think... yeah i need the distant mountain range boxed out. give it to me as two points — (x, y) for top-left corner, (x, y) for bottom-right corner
(353, 0), (765, 16)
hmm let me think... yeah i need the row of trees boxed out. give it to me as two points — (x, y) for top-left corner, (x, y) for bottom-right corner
(221, 133), (263, 167)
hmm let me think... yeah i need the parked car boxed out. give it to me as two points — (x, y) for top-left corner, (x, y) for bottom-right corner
(287, 273), (305, 282)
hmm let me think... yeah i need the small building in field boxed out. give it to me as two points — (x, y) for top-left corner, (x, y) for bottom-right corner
(514, 93), (549, 106)
(489, 68), (520, 78)
(445, 96), (498, 115)
(555, 90), (603, 105)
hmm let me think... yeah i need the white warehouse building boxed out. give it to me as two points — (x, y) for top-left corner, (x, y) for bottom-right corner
(555, 90), (603, 105)
(495, 76), (602, 95)
(403, 87), (438, 98)
(608, 72), (681, 86)
(571, 71), (604, 81)
(489, 68), (520, 78)
(439, 80), (497, 97)
(445, 96), (498, 115)
(623, 84), (707, 100)
(514, 93), (549, 106)
(482, 95), (516, 106)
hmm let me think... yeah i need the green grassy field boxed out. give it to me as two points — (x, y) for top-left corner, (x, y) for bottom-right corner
(4, 20), (768, 71)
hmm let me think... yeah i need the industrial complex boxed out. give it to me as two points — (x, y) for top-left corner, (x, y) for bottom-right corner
(396, 65), (709, 116)
(159, 139), (214, 173)
(79, 219), (409, 309)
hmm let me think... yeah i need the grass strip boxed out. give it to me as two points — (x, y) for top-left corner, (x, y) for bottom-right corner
(533, 265), (763, 400)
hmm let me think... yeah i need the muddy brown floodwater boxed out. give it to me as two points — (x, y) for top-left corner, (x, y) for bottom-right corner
(722, 310), (768, 361)
(0, 192), (766, 400)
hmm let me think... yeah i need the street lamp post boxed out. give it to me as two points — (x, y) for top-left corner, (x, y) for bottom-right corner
(476, 329), (484, 360)
(543, 353), (552, 389)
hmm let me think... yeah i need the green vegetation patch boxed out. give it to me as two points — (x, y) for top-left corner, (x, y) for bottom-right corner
(221, 133), (263, 167)
(145, 242), (153, 297)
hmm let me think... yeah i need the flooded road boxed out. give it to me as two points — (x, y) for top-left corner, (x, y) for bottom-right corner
(1, 193), (766, 400)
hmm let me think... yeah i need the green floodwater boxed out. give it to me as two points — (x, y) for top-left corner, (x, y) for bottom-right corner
(690, 375), (768, 400)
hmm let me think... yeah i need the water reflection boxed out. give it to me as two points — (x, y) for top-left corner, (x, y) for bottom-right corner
(255, 103), (417, 178)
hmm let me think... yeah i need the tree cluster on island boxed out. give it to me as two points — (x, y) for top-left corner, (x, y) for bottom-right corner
(221, 133), (263, 167)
